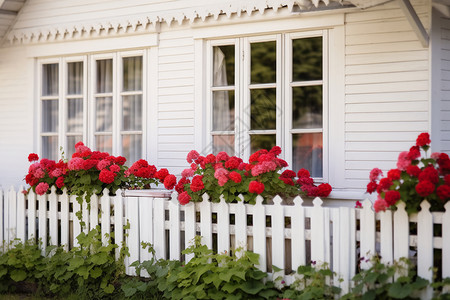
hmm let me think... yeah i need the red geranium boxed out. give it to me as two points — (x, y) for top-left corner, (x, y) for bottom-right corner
(178, 191), (191, 205)
(416, 132), (431, 147)
(190, 175), (205, 192)
(249, 181), (265, 194)
(28, 153), (39, 162)
(164, 174), (177, 190)
(384, 190), (401, 206)
(99, 169), (115, 184)
(229, 171), (242, 183)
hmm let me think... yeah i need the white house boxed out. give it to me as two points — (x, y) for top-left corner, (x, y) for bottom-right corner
(0, 0), (448, 200)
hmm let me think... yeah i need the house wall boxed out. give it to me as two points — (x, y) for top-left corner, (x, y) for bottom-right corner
(0, 0), (435, 198)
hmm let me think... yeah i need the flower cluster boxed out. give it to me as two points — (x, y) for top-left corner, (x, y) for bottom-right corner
(367, 133), (450, 213)
(175, 146), (332, 205)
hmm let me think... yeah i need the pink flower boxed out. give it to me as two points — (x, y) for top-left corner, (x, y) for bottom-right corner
(218, 176), (229, 186)
(186, 150), (200, 164)
(35, 182), (49, 195)
(50, 168), (63, 178)
(431, 152), (440, 160)
(214, 168), (229, 180)
(216, 151), (230, 162)
(181, 168), (195, 178)
(97, 159), (112, 170)
(68, 157), (84, 171)
(110, 165), (120, 173)
(373, 197), (388, 213)
(369, 168), (383, 182)
(396, 151), (411, 171)
(34, 168), (45, 179)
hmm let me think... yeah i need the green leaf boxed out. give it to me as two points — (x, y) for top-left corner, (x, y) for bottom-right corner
(239, 280), (265, 295)
(10, 269), (27, 282)
(90, 267), (102, 278)
(388, 282), (413, 299)
(104, 283), (115, 294)
(68, 256), (85, 270)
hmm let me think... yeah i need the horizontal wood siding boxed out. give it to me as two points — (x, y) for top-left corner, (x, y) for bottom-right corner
(344, 0), (430, 190)
(440, 17), (450, 152)
(157, 26), (195, 175)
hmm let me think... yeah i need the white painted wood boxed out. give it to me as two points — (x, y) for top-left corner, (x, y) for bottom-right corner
(48, 186), (58, 246)
(60, 189), (69, 251)
(217, 195), (230, 255)
(379, 210), (393, 265)
(125, 196), (139, 276)
(417, 201), (433, 299)
(323, 207), (331, 265)
(234, 195), (247, 255)
(82, 197), (89, 234)
(27, 190), (36, 241)
(38, 194), (47, 254)
(311, 197), (325, 263)
(359, 199), (376, 269)
(338, 207), (351, 294)
(443, 202), (450, 279)
(253, 196), (266, 271)
(72, 196), (82, 248)
(114, 191), (124, 260)
(153, 197), (166, 260)
(271, 195), (284, 280)
(139, 196), (154, 264)
(184, 199), (196, 262)
(100, 189), (111, 246)
(0, 189), (3, 244)
(7, 186), (16, 243)
(169, 193), (181, 261)
(16, 187), (26, 241)
(397, 0), (429, 47)
(291, 196), (305, 271)
(90, 193), (99, 230)
(199, 193), (212, 249)
(349, 208), (357, 281)
(393, 201), (409, 279)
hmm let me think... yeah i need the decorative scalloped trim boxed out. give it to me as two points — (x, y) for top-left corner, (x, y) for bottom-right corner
(7, 0), (349, 44)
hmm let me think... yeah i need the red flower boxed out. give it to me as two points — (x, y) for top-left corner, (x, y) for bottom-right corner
(280, 170), (296, 178)
(407, 146), (421, 160)
(175, 177), (190, 194)
(387, 169), (401, 181)
(28, 153), (39, 162)
(437, 185), (450, 201)
(205, 154), (216, 164)
(280, 177), (294, 186)
(164, 174), (177, 190)
(355, 201), (362, 208)
(297, 177), (314, 186)
(374, 198), (388, 213)
(406, 165), (421, 177)
(99, 169), (115, 184)
(445, 174), (450, 185)
(384, 190), (401, 206)
(56, 176), (65, 188)
(418, 165), (439, 184)
(155, 168), (169, 182)
(415, 180), (435, 197)
(369, 168), (383, 181)
(82, 159), (98, 170)
(229, 171), (242, 183)
(269, 146), (282, 156)
(377, 178), (393, 193)
(297, 168), (311, 178)
(178, 191), (191, 205)
(110, 165), (120, 173)
(35, 182), (49, 195)
(114, 156), (126, 165)
(366, 181), (378, 194)
(416, 132), (431, 147)
(225, 157), (241, 169)
(249, 181), (265, 194)
(317, 183), (332, 197)
(187, 150), (200, 164)
(216, 151), (230, 162)
(190, 175), (204, 192)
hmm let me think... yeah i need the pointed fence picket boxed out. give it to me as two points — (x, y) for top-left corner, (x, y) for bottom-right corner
(0, 187), (449, 292)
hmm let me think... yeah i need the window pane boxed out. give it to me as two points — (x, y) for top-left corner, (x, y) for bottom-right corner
(251, 41), (276, 84)
(67, 98), (83, 133)
(42, 136), (58, 161)
(122, 134), (142, 164)
(123, 56), (142, 92)
(213, 135), (234, 155)
(67, 135), (82, 158)
(42, 100), (58, 132)
(213, 90), (234, 131)
(42, 63), (59, 96)
(213, 45), (234, 86)
(67, 62), (83, 95)
(95, 135), (112, 153)
(292, 86), (322, 129)
(293, 132), (323, 178)
(251, 88), (276, 130)
(96, 59), (113, 93)
(250, 134), (276, 154)
(95, 97), (113, 132)
(122, 95), (142, 131)
(292, 37), (322, 82)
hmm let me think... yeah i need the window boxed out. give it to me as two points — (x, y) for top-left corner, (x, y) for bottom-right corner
(39, 51), (145, 163)
(207, 32), (326, 178)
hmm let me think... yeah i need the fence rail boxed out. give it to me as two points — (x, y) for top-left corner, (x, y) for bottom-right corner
(1, 187), (449, 296)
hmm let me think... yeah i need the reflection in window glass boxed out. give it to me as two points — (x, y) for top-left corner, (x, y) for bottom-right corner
(42, 64), (59, 96)
(67, 136), (82, 158)
(123, 57), (142, 92)
(292, 37), (322, 82)
(251, 88), (276, 130)
(67, 62), (83, 95)
(213, 46), (235, 86)
(95, 97), (113, 132)
(213, 90), (235, 131)
(42, 100), (58, 132)
(122, 134), (142, 164)
(42, 136), (58, 161)
(293, 132), (323, 178)
(292, 86), (322, 129)
(250, 134), (276, 154)
(67, 98), (83, 133)
(95, 135), (113, 154)
(251, 41), (276, 84)
(96, 59), (113, 93)
(122, 95), (142, 131)
(213, 135), (234, 155)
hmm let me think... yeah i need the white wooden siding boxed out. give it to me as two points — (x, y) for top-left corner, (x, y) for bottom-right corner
(344, 0), (430, 191)
(439, 17), (450, 152)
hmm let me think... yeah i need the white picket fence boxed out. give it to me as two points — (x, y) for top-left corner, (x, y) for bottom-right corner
(1, 187), (449, 296)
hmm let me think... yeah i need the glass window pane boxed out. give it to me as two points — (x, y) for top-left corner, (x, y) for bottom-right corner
(96, 59), (113, 93)
(95, 97), (113, 132)
(293, 37), (322, 82)
(250, 134), (276, 154)
(42, 136), (58, 161)
(42, 100), (58, 132)
(213, 45), (234, 86)
(251, 41), (276, 84)
(67, 62), (83, 95)
(213, 90), (234, 131)
(123, 56), (142, 92)
(122, 134), (142, 164)
(292, 86), (322, 129)
(251, 88), (276, 130)
(42, 64), (59, 96)
(293, 132), (323, 178)
(95, 135), (112, 153)
(122, 95), (142, 131)
(213, 135), (234, 155)
(67, 135), (82, 158)
(67, 98), (83, 133)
